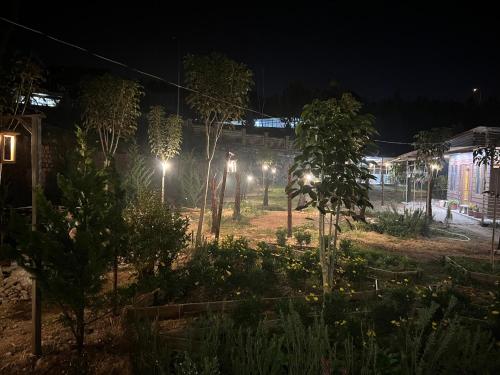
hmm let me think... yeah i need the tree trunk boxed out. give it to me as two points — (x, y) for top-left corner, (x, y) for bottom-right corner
(287, 169), (292, 237)
(233, 171), (241, 220)
(76, 308), (85, 353)
(328, 203), (341, 287)
(318, 212), (330, 293)
(215, 152), (230, 241)
(263, 178), (270, 207)
(210, 174), (218, 234)
(359, 178), (369, 219)
(113, 250), (118, 315)
(196, 159), (212, 246)
(426, 172), (433, 220)
(161, 168), (166, 204)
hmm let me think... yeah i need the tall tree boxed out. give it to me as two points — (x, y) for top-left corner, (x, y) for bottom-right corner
(147, 106), (183, 203)
(80, 74), (143, 166)
(184, 53), (253, 245)
(287, 94), (376, 293)
(413, 128), (451, 220)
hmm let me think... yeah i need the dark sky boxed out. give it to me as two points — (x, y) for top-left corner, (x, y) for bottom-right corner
(1, 1), (499, 101)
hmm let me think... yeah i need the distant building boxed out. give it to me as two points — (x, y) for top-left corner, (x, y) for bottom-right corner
(228, 117), (299, 128)
(365, 156), (394, 185)
(20, 92), (62, 108)
(445, 126), (500, 218)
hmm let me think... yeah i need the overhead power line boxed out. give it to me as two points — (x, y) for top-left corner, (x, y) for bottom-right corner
(0, 16), (273, 118)
(0, 17), (454, 147)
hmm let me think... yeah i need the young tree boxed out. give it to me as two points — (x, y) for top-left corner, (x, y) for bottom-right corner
(80, 74), (143, 166)
(287, 94), (376, 293)
(148, 106), (183, 203)
(8, 128), (119, 352)
(184, 53), (253, 245)
(414, 128), (451, 220)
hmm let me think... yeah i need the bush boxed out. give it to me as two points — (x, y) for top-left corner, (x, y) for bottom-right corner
(285, 249), (321, 291)
(182, 236), (280, 299)
(230, 296), (265, 327)
(293, 227), (312, 247)
(275, 227), (288, 247)
(371, 207), (429, 237)
(124, 191), (189, 282)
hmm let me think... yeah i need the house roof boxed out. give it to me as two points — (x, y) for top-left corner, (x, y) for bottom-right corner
(392, 126), (500, 161)
(447, 126), (500, 148)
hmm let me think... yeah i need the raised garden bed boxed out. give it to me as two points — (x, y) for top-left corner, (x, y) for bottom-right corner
(444, 256), (500, 286)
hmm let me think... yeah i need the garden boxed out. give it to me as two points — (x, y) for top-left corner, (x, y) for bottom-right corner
(0, 53), (499, 375)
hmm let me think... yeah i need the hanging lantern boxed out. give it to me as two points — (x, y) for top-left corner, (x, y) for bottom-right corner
(0, 131), (18, 163)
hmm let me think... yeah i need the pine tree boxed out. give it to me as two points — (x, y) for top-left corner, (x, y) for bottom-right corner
(9, 127), (119, 352)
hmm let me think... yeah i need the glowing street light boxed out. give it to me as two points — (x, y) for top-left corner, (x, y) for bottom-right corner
(271, 167), (277, 174)
(262, 164), (269, 171)
(304, 173), (314, 183)
(247, 174), (254, 182)
(161, 160), (171, 173)
(430, 163), (440, 171)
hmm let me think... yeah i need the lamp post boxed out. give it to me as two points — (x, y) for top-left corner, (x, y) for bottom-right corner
(473, 87), (482, 104)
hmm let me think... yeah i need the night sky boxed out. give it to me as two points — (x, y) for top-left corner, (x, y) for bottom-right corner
(2, 2), (499, 102)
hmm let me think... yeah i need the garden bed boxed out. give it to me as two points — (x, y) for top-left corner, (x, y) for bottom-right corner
(444, 256), (500, 286)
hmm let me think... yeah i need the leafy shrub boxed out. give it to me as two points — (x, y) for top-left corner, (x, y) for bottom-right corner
(275, 227), (288, 247)
(293, 227), (312, 246)
(182, 236), (280, 299)
(131, 300), (500, 375)
(285, 249), (321, 291)
(230, 296), (265, 327)
(371, 207), (429, 237)
(372, 286), (416, 332)
(124, 191), (190, 282)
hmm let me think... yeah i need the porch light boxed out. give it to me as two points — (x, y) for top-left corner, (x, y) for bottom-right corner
(0, 131), (18, 163)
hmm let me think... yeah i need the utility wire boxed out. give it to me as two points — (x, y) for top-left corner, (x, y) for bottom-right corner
(0, 17), (458, 147)
(0, 16), (273, 118)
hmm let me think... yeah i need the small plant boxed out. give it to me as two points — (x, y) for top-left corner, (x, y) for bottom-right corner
(448, 199), (459, 210)
(293, 227), (312, 247)
(275, 227), (288, 247)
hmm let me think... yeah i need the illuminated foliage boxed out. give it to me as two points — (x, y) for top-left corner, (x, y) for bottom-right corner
(184, 53), (253, 244)
(287, 93), (376, 292)
(147, 106), (182, 162)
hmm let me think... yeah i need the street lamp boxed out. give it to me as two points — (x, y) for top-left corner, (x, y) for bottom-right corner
(304, 173), (314, 184)
(247, 174), (254, 182)
(473, 87), (482, 104)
